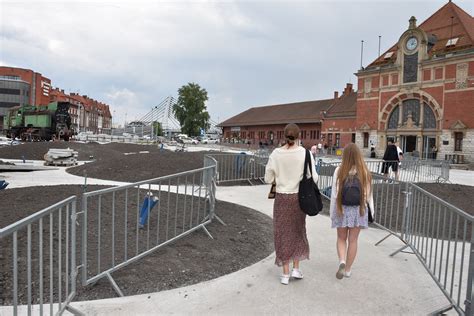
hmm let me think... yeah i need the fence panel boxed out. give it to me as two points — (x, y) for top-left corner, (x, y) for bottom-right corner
(0, 197), (78, 316)
(209, 152), (268, 184)
(81, 164), (217, 293)
(403, 184), (473, 315)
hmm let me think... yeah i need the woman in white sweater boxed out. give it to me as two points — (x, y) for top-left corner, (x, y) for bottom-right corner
(264, 123), (319, 285)
(329, 143), (374, 279)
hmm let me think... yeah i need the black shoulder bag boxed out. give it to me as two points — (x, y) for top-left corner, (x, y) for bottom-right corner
(298, 149), (323, 216)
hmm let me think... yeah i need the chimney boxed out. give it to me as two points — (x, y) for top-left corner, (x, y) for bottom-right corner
(61, 89), (64, 93)
(334, 91), (339, 99)
(344, 83), (353, 95)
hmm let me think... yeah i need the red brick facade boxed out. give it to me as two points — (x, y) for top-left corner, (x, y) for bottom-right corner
(0, 66), (112, 135)
(355, 2), (474, 161)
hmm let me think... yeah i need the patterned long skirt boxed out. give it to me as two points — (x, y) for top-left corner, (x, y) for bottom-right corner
(273, 193), (310, 266)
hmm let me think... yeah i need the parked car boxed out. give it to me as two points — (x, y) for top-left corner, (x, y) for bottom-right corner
(178, 137), (199, 145)
(201, 138), (219, 144)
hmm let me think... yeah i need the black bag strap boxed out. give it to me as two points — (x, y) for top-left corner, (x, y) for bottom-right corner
(303, 149), (312, 178)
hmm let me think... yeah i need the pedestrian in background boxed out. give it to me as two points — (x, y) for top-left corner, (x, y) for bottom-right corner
(265, 123), (319, 285)
(329, 143), (374, 279)
(381, 140), (399, 181)
(311, 143), (317, 158)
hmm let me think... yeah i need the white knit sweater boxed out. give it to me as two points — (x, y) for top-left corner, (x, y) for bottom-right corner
(264, 146), (319, 194)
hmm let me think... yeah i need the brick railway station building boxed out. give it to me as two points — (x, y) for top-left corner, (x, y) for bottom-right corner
(0, 66), (112, 134)
(219, 1), (474, 162)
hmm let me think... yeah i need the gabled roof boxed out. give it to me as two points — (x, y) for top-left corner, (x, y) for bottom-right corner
(218, 98), (333, 127)
(369, 1), (474, 68)
(324, 91), (357, 118)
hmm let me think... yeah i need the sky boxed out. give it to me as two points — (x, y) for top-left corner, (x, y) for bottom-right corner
(1, 0), (473, 128)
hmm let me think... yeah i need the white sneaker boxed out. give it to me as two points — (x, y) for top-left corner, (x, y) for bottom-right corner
(280, 274), (290, 285)
(291, 268), (303, 279)
(344, 270), (352, 278)
(336, 262), (346, 279)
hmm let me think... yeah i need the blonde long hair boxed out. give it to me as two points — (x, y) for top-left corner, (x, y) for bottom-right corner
(336, 143), (372, 216)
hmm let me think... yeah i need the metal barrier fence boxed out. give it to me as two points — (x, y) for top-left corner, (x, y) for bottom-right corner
(397, 183), (474, 315)
(208, 152), (268, 184)
(80, 162), (217, 296)
(317, 163), (473, 315)
(321, 159), (450, 183)
(0, 196), (80, 316)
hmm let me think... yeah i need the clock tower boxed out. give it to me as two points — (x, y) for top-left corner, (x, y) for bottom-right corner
(397, 16), (429, 84)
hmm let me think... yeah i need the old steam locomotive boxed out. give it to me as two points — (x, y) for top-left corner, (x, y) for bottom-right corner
(3, 101), (72, 141)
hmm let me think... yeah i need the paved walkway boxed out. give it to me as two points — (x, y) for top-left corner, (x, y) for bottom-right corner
(2, 165), (472, 315)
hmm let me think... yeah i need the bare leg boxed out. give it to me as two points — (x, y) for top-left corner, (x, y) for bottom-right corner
(282, 263), (290, 275)
(293, 260), (299, 270)
(346, 227), (361, 271)
(337, 227), (349, 263)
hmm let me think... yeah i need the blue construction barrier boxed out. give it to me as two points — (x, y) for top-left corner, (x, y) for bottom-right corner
(0, 180), (8, 190)
(139, 194), (159, 228)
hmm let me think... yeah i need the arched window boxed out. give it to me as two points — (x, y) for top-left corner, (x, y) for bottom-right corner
(402, 99), (420, 125)
(423, 103), (436, 128)
(387, 105), (399, 129)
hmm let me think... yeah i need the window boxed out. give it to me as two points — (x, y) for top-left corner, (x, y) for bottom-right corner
(352, 133), (356, 143)
(455, 132), (463, 151)
(277, 130), (284, 139)
(423, 104), (436, 129)
(241, 131), (246, 139)
(316, 130), (320, 139)
(363, 132), (369, 148)
(249, 131), (255, 139)
(328, 133), (333, 146)
(335, 133), (340, 147)
(402, 99), (420, 125)
(388, 105), (399, 129)
(301, 130), (307, 139)
(259, 131), (265, 139)
(384, 52), (394, 59)
(446, 37), (459, 47)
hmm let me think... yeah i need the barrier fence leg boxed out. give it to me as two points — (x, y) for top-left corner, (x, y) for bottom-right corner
(465, 232), (474, 315)
(106, 272), (124, 297)
(390, 184), (414, 257)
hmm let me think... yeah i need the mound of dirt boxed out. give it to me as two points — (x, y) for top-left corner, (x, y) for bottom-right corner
(0, 185), (274, 304)
(68, 150), (212, 182)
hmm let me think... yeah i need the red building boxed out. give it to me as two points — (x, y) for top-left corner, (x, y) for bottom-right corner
(219, 83), (356, 149)
(49, 88), (112, 134)
(0, 66), (113, 135)
(219, 1), (474, 162)
(355, 1), (474, 161)
(0, 67), (51, 129)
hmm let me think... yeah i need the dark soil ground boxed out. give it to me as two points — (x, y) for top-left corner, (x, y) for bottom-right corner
(0, 185), (274, 304)
(370, 182), (473, 240)
(0, 142), (213, 182)
(1, 142), (473, 305)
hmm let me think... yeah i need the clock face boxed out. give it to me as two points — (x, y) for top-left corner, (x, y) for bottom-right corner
(406, 36), (418, 51)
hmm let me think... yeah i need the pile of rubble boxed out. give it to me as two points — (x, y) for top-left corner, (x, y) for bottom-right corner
(44, 148), (78, 166)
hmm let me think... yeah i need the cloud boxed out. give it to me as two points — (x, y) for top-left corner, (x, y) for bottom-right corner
(1, 0), (473, 127)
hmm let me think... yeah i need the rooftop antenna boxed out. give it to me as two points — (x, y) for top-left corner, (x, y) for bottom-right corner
(360, 40), (364, 70)
(378, 35), (381, 57)
(450, 16), (454, 44)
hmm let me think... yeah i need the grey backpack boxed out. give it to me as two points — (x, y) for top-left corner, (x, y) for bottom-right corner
(341, 175), (361, 206)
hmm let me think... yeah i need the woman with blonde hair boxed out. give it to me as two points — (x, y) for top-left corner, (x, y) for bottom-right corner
(329, 143), (374, 279)
(265, 123), (318, 285)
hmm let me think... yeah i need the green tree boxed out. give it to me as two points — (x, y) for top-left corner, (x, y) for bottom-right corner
(173, 83), (210, 136)
(152, 121), (162, 136)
